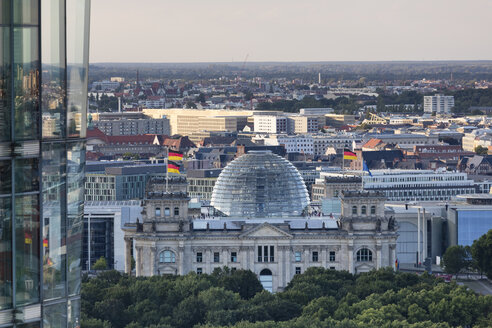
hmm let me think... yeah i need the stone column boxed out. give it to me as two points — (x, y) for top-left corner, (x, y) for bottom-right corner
(376, 244), (382, 269)
(124, 237), (132, 274)
(347, 245), (354, 274)
(321, 248), (327, 268)
(390, 244), (397, 270)
(150, 246), (157, 276)
(135, 246), (143, 277)
(178, 246), (185, 275)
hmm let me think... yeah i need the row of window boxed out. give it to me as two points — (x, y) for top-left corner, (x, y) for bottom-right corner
(155, 207), (179, 217)
(352, 205), (377, 215)
(294, 250), (336, 262)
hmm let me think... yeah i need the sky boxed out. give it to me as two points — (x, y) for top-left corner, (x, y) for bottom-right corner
(90, 0), (492, 63)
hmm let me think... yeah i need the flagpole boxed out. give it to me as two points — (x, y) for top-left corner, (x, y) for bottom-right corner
(166, 147), (169, 192)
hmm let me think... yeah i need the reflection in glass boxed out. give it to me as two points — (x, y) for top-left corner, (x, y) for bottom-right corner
(0, 0), (11, 24)
(67, 142), (84, 296)
(0, 27), (10, 141)
(13, 27), (39, 140)
(15, 194), (40, 306)
(43, 301), (67, 328)
(15, 158), (39, 193)
(68, 298), (81, 328)
(42, 0), (66, 139)
(66, 0), (90, 138)
(42, 143), (66, 300)
(13, 0), (39, 25)
(0, 160), (11, 194)
(0, 197), (12, 310)
(18, 323), (41, 328)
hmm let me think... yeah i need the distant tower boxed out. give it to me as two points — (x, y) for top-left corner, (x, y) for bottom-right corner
(136, 69), (140, 86)
(318, 72), (321, 84)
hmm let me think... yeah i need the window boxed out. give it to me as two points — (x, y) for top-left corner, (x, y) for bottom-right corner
(294, 251), (302, 262)
(329, 251), (336, 262)
(197, 268), (202, 275)
(155, 207), (161, 217)
(330, 267), (335, 270)
(164, 207), (170, 216)
(352, 206), (357, 215)
(295, 267), (301, 275)
(312, 251), (319, 262)
(258, 245), (274, 262)
(231, 252), (237, 262)
(196, 252), (203, 263)
(174, 207), (179, 216)
(270, 246), (275, 262)
(159, 250), (176, 263)
(356, 248), (373, 262)
(213, 252), (220, 263)
(258, 246), (262, 262)
(371, 205), (376, 215)
(361, 206), (367, 215)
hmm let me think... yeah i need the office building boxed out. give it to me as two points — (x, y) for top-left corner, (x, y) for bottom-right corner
(0, 1), (90, 326)
(93, 117), (170, 136)
(424, 95), (455, 114)
(186, 169), (222, 202)
(363, 169), (476, 202)
(253, 115), (288, 134)
(83, 201), (142, 271)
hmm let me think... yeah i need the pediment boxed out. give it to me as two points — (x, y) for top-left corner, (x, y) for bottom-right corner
(240, 223), (292, 239)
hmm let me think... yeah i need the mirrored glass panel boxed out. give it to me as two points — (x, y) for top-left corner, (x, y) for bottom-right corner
(41, 0), (66, 139)
(0, 27), (10, 141)
(13, 0), (39, 25)
(0, 0), (11, 24)
(15, 194), (40, 306)
(13, 27), (40, 140)
(43, 301), (67, 328)
(66, 0), (90, 138)
(67, 142), (84, 296)
(68, 298), (81, 328)
(0, 160), (11, 194)
(15, 157), (39, 193)
(0, 197), (12, 310)
(42, 143), (66, 300)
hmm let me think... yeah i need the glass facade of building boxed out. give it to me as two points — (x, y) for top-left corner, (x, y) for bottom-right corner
(211, 151), (310, 217)
(0, 0), (90, 326)
(457, 210), (492, 246)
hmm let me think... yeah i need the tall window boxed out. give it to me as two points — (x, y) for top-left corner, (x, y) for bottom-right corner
(356, 248), (372, 262)
(329, 251), (336, 262)
(312, 251), (319, 262)
(174, 207), (179, 216)
(213, 252), (220, 263)
(155, 207), (161, 217)
(361, 206), (367, 215)
(159, 250), (175, 263)
(294, 251), (302, 262)
(164, 207), (170, 216)
(230, 252), (237, 263)
(352, 206), (357, 215)
(295, 267), (301, 275)
(258, 245), (274, 262)
(196, 252), (202, 263)
(370, 205), (376, 215)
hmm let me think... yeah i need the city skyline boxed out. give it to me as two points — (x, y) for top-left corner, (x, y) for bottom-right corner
(91, 0), (492, 63)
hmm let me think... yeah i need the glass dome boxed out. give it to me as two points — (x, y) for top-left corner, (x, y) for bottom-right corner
(210, 151), (310, 217)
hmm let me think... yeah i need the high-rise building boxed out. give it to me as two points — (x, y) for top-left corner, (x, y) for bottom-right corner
(0, 1), (90, 327)
(423, 94), (455, 114)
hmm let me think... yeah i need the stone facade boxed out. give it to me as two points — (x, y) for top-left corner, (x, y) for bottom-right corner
(124, 179), (398, 292)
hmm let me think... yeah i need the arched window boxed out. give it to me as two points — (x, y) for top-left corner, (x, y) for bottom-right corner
(259, 269), (273, 292)
(174, 207), (179, 216)
(370, 205), (376, 215)
(155, 207), (161, 217)
(356, 248), (372, 262)
(352, 206), (357, 215)
(159, 250), (176, 263)
(361, 206), (367, 215)
(164, 207), (170, 216)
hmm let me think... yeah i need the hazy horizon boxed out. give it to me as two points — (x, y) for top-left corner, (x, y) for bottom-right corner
(91, 0), (492, 63)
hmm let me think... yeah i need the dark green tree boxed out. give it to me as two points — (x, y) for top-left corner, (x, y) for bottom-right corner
(442, 245), (470, 276)
(471, 229), (492, 279)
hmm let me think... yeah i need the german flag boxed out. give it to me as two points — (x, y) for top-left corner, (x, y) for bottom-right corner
(343, 149), (357, 160)
(168, 150), (184, 161)
(168, 161), (181, 174)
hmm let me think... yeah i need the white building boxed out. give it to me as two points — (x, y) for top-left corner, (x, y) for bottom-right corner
(363, 169), (476, 202)
(424, 94), (455, 114)
(254, 115), (288, 133)
(462, 129), (492, 152)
